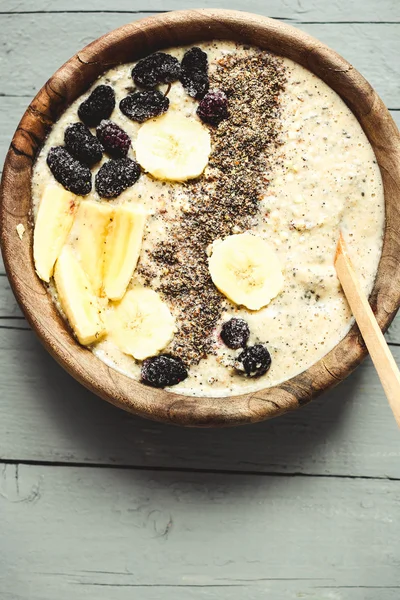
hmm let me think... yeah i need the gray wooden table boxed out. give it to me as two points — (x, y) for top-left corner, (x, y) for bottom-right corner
(1, 2), (400, 599)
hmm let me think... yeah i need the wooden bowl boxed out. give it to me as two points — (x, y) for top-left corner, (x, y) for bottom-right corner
(1, 9), (400, 427)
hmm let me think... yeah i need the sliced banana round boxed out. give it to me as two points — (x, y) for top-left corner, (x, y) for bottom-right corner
(135, 112), (211, 182)
(208, 233), (284, 311)
(108, 286), (176, 360)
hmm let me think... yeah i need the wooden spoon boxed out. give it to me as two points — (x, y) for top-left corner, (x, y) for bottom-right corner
(335, 232), (400, 427)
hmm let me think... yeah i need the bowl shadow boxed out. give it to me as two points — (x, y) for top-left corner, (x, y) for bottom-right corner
(27, 332), (362, 490)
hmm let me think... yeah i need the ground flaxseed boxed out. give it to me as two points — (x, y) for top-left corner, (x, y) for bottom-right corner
(138, 51), (287, 365)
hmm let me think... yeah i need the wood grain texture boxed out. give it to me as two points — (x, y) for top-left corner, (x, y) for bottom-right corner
(1, 327), (400, 477)
(1, 10), (400, 426)
(1, 5), (400, 598)
(4, 0), (400, 21)
(1, 463), (400, 600)
(0, 278), (24, 318)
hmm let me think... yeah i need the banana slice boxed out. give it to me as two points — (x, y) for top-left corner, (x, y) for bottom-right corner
(72, 200), (113, 295)
(103, 204), (147, 301)
(34, 184), (79, 282)
(208, 233), (284, 310)
(54, 246), (106, 345)
(135, 112), (211, 182)
(108, 286), (175, 360)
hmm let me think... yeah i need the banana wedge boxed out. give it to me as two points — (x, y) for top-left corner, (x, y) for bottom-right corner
(34, 184), (79, 282)
(135, 112), (211, 182)
(108, 286), (175, 360)
(103, 204), (147, 301)
(54, 246), (106, 345)
(73, 200), (113, 295)
(208, 233), (284, 310)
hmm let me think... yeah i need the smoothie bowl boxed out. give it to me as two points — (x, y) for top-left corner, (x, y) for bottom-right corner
(1, 10), (400, 426)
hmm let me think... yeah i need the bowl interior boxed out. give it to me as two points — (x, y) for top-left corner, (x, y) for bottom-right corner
(1, 9), (400, 427)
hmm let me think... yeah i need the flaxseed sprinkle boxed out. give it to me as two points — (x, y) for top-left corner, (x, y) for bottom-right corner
(139, 50), (286, 365)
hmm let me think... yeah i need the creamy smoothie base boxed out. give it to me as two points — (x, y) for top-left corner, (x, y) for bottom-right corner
(32, 41), (385, 397)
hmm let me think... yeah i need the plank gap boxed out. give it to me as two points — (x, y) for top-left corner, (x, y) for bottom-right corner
(1, 12), (399, 26)
(315, 586), (400, 589)
(294, 20), (400, 24)
(0, 10), (168, 15)
(1, 458), (399, 481)
(0, 93), (35, 98)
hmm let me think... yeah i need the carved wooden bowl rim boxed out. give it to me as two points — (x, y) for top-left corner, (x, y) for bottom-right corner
(1, 9), (400, 427)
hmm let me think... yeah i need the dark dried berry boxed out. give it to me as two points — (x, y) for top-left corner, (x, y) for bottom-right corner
(141, 354), (188, 388)
(96, 120), (131, 158)
(95, 158), (141, 198)
(78, 85), (115, 127)
(182, 46), (208, 72)
(197, 89), (229, 126)
(64, 122), (103, 166)
(181, 71), (209, 101)
(220, 318), (250, 349)
(119, 90), (169, 123)
(235, 345), (271, 378)
(180, 47), (209, 99)
(132, 52), (181, 88)
(47, 147), (92, 196)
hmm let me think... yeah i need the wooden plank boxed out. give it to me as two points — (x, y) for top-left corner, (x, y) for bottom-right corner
(0, 99), (383, 167)
(0, 277), (24, 318)
(0, 99), (398, 174)
(0, 14), (399, 106)
(2, 255), (400, 340)
(0, 326), (399, 476)
(0, 101), (397, 194)
(0, 6), (398, 592)
(4, 0), (400, 22)
(0, 97), (28, 178)
(1, 463), (400, 600)
(386, 317), (400, 344)
(1, 272), (398, 337)
(0, 103), (399, 274)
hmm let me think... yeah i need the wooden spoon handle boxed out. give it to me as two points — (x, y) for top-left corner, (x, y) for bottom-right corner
(335, 233), (400, 427)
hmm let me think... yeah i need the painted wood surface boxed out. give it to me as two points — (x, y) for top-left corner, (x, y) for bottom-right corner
(4, 276), (400, 341)
(2, 258), (400, 341)
(4, 0), (400, 21)
(1, 463), (400, 600)
(1, 15), (399, 106)
(1, 326), (400, 476)
(1, 2), (400, 598)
